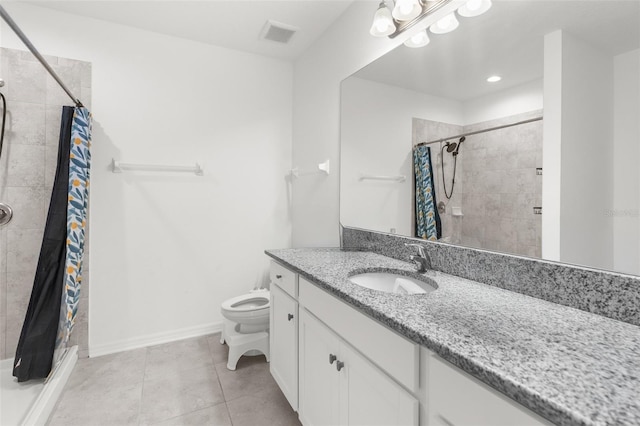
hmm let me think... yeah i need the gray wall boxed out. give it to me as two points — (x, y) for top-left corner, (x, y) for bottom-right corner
(0, 47), (91, 360)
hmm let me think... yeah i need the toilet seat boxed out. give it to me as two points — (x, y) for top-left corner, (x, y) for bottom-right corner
(221, 290), (270, 325)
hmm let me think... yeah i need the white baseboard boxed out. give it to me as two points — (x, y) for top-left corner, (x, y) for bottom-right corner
(89, 322), (223, 358)
(23, 345), (78, 426)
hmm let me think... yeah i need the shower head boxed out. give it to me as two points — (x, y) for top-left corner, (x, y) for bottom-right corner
(445, 141), (457, 153)
(452, 136), (465, 156)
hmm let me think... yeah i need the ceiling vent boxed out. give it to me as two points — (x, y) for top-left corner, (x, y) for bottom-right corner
(260, 20), (299, 44)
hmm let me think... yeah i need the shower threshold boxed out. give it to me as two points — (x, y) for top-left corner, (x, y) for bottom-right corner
(0, 346), (77, 425)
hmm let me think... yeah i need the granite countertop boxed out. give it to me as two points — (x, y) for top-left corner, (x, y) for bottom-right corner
(265, 248), (640, 426)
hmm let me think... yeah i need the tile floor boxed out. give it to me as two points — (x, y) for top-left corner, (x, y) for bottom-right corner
(48, 334), (301, 426)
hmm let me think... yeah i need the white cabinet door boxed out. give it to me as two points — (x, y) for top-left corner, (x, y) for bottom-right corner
(341, 343), (418, 426)
(270, 284), (298, 411)
(299, 309), (341, 426)
(299, 308), (418, 426)
(428, 356), (551, 426)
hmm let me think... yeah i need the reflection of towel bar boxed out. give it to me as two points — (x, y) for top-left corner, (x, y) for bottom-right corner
(111, 158), (203, 176)
(359, 174), (406, 183)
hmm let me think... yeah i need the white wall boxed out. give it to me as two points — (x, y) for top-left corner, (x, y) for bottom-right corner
(291, 0), (462, 247)
(613, 49), (640, 275)
(340, 77), (462, 236)
(1, 4), (293, 355)
(462, 79), (543, 125)
(541, 31), (563, 262)
(543, 30), (614, 270)
(560, 32), (614, 271)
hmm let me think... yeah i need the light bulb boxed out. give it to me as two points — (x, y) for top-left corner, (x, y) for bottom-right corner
(458, 0), (492, 17)
(376, 20), (389, 32)
(430, 13), (459, 34)
(404, 30), (430, 48)
(400, 2), (414, 14)
(392, 0), (422, 21)
(370, 2), (396, 37)
(487, 75), (502, 82)
(466, 0), (482, 11)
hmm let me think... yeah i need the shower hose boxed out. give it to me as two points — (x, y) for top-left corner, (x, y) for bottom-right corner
(0, 92), (5, 161)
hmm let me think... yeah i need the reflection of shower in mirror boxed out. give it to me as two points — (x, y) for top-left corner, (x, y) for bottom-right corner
(440, 136), (465, 199)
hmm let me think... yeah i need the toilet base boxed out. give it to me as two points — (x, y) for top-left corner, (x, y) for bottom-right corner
(225, 331), (270, 371)
(221, 318), (270, 370)
(220, 318), (267, 344)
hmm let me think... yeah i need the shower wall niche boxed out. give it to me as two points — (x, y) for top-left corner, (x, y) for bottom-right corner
(0, 47), (91, 360)
(413, 110), (543, 258)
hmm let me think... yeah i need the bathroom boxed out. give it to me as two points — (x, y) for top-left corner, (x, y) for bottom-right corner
(0, 0), (638, 425)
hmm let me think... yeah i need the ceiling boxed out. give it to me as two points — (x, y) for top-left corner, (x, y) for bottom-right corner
(25, 0), (356, 60)
(353, 0), (640, 102)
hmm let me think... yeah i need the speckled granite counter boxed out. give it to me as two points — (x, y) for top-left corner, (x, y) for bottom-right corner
(265, 248), (640, 426)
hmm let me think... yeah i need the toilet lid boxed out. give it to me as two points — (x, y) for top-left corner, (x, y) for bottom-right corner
(222, 292), (270, 312)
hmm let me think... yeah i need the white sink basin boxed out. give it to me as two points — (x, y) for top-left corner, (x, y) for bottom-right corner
(349, 272), (437, 295)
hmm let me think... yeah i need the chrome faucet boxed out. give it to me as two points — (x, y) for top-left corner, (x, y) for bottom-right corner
(405, 243), (431, 272)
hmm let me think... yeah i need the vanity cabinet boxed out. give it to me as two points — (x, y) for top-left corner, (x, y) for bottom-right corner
(428, 356), (551, 426)
(269, 259), (551, 426)
(269, 261), (299, 410)
(298, 277), (419, 426)
(299, 309), (418, 426)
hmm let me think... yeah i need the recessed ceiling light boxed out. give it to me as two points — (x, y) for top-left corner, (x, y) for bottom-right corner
(487, 75), (502, 83)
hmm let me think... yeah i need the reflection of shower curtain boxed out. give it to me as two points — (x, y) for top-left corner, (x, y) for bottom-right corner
(413, 145), (441, 240)
(13, 106), (91, 382)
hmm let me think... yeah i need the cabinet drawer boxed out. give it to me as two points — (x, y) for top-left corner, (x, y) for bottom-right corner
(428, 356), (551, 426)
(299, 277), (419, 392)
(270, 261), (298, 298)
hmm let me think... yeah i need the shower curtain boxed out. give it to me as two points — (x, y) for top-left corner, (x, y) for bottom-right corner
(13, 106), (92, 382)
(413, 145), (442, 240)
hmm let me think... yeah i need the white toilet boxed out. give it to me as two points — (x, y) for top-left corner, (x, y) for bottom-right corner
(220, 288), (270, 370)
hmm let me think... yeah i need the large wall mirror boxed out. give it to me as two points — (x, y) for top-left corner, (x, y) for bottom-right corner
(340, 0), (640, 276)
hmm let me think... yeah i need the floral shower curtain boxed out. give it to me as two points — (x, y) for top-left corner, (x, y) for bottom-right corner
(13, 106), (91, 382)
(413, 145), (441, 240)
(56, 107), (92, 353)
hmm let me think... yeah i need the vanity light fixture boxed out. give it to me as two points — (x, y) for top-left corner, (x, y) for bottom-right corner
(370, 0), (492, 44)
(429, 13), (459, 34)
(369, 0), (451, 38)
(404, 29), (430, 48)
(458, 0), (492, 17)
(487, 75), (502, 82)
(370, 1), (397, 37)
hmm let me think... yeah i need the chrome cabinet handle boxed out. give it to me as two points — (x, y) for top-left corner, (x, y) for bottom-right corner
(276, 274), (282, 279)
(336, 361), (345, 371)
(287, 313), (294, 321)
(329, 354), (337, 364)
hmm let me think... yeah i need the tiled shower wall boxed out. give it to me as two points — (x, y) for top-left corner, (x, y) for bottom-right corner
(413, 110), (543, 258)
(0, 47), (91, 360)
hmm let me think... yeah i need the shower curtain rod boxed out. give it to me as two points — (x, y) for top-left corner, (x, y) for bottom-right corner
(0, 5), (83, 107)
(416, 116), (543, 147)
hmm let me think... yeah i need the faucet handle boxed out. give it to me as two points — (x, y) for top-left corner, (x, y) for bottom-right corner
(405, 243), (426, 258)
